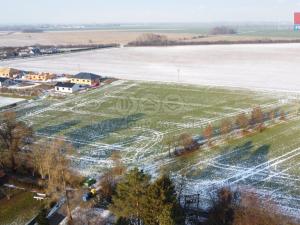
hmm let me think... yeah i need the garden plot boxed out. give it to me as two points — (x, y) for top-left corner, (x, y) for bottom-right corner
(10, 80), (300, 218)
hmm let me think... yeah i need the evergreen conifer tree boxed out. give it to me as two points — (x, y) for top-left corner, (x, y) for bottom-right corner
(110, 168), (150, 225)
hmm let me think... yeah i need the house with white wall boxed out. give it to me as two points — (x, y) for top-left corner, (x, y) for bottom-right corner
(55, 82), (80, 93)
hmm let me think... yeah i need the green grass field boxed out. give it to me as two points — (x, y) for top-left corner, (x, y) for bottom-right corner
(0, 191), (41, 225)
(11, 80), (300, 217)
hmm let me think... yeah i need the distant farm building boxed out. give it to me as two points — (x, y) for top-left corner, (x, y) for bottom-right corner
(18, 47), (41, 57)
(71, 72), (101, 86)
(0, 67), (20, 78)
(0, 77), (14, 87)
(24, 72), (56, 81)
(40, 48), (60, 54)
(55, 82), (80, 93)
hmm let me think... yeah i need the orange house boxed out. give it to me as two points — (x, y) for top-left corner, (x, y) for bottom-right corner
(0, 67), (20, 78)
(70, 72), (101, 86)
(24, 72), (56, 81)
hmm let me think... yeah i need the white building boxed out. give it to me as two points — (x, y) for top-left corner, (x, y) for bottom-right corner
(0, 77), (13, 87)
(55, 82), (80, 93)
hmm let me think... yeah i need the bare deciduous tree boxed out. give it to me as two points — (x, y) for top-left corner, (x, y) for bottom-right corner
(31, 140), (64, 182)
(178, 133), (193, 148)
(220, 119), (232, 138)
(236, 113), (249, 134)
(203, 124), (213, 145)
(164, 134), (176, 157)
(280, 111), (286, 120)
(46, 139), (76, 222)
(269, 109), (275, 121)
(251, 106), (264, 126)
(111, 151), (125, 176)
(0, 111), (33, 171)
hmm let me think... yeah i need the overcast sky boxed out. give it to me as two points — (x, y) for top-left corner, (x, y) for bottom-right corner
(1, 0), (300, 24)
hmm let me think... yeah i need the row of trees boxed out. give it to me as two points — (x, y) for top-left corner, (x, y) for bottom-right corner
(203, 107), (285, 144)
(209, 26), (237, 35)
(164, 106), (286, 156)
(127, 34), (174, 47)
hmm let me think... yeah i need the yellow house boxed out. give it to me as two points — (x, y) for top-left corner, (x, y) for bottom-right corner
(24, 72), (56, 81)
(0, 67), (20, 78)
(71, 72), (101, 86)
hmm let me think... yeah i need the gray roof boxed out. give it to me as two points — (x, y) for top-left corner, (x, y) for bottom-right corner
(0, 77), (9, 82)
(73, 72), (101, 80)
(55, 82), (77, 88)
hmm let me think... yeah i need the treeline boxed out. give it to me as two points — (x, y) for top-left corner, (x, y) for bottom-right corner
(63, 43), (120, 54)
(22, 29), (44, 33)
(172, 106), (287, 156)
(208, 106), (286, 138)
(209, 26), (237, 35)
(127, 33), (300, 47)
(0, 43), (119, 60)
(127, 33), (171, 46)
(0, 43), (119, 50)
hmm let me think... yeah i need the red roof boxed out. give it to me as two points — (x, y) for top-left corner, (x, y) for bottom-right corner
(294, 12), (300, 24)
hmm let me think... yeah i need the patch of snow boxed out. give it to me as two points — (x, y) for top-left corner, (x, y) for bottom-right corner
(0, 96), (26, 108)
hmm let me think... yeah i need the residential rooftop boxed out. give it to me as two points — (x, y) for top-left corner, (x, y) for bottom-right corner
(0, 77), (9, 82)
(55, 82), (77, 88)
(73, 72), (101, 80)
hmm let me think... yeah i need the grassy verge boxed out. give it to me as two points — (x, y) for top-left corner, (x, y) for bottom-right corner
(0, 190), (41, 225)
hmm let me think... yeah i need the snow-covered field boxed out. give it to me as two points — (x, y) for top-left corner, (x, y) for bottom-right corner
(8, 80), (300, 218)
(3, 44), (300, 218)
(1, 44), (300, 91)
(0, 96), (26, 108)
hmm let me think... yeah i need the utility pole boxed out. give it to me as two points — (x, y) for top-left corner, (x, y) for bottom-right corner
(177, 68), (180, 82)
(62, 169), (73, 223)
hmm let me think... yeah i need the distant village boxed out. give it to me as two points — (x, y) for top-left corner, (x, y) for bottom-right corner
(0, 67), (106, 100)
(0, 43), (119, 60)
(0, 46), (61, 60)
